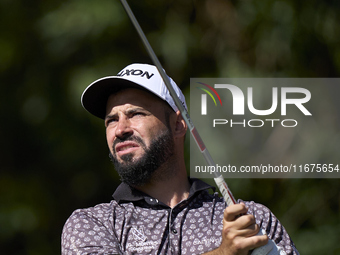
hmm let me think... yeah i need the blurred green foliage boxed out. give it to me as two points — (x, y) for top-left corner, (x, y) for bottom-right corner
(1, 0), (339, 254)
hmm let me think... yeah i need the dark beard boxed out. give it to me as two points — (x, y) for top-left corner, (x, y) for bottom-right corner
(109, 129), (174, 186)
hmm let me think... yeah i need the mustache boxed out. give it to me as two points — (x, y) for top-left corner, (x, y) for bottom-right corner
(112, 135), (147, 154)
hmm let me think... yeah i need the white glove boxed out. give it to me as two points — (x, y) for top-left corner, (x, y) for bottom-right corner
(251, 229), (286, 255)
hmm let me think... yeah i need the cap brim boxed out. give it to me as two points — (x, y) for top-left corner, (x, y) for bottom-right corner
(81, 77), (150, 119)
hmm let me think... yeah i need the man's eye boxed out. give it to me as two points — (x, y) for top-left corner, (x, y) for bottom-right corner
(106, 118), (117, 126)
(132, 112), (145, 117)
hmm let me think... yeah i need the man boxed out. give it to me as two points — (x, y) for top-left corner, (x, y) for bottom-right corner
(62, 63), (299, 255)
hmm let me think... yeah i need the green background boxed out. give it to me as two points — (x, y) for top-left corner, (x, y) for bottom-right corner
(1, 0), (339, 254)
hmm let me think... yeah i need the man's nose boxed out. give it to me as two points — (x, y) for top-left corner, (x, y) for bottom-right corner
(115, 117), (133, 138)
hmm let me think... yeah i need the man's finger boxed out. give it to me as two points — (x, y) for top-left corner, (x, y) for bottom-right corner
(224, 203), (249, 221)
(220, 229), (269, 253)
(234, 215), (260, 237)
(242, 231), (269, 251)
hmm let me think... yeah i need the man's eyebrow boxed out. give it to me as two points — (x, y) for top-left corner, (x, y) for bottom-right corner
(126, 107), (148, 114)
(105, 113), (118, 121)
(105, 107), (149, 120)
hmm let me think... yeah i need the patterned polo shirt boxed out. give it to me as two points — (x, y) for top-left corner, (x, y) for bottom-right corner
(62, 179), (299, 255)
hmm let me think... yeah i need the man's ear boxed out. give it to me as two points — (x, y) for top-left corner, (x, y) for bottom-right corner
(173, 110), (187, 138)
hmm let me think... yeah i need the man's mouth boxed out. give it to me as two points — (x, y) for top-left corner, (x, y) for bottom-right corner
(115, 141), (140, 156)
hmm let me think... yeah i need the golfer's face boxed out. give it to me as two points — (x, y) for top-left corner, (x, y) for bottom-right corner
(105, 88), (171, 163)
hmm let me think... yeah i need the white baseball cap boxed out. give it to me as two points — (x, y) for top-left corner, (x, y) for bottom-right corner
(81, 63), (188, 119)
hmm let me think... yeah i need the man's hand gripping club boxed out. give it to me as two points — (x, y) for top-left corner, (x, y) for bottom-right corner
(205, 203), (268, 255)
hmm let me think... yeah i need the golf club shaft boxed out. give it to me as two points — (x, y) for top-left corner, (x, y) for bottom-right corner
(119, 0), (236, 206)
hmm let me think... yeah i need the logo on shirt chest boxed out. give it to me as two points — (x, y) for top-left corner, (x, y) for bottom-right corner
(126, 225), (159, 253)
(131, 226), (147, 242)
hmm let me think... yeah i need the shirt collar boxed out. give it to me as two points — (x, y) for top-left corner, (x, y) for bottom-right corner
(112, 178), (215, 204)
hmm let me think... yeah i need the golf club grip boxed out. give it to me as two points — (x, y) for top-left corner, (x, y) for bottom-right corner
(190, 127), (237, 206)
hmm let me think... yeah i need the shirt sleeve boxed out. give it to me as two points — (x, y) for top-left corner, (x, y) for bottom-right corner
(242, 200), (299, 255)
(62, 207), (121, 255)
